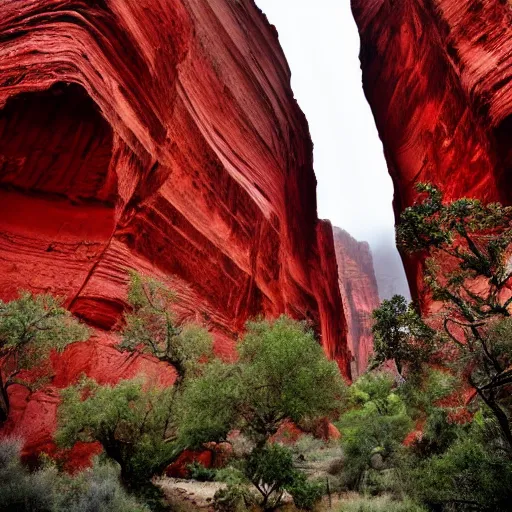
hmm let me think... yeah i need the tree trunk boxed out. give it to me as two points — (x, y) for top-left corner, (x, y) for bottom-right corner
(0, 372), (10, 423)
(474, 382), (512, 451)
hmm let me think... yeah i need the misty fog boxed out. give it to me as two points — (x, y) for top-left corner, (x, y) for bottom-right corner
(255, 0), (410, 300)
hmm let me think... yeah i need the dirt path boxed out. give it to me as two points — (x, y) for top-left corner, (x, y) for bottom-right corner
(155, 477), (226, 510)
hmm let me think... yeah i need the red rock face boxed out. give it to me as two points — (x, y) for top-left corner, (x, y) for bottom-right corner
(333, 228), (380, 377)
(351, 0), (512, 303)
(0, 0), (351, 458)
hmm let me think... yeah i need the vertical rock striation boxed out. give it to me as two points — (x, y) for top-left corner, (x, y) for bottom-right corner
(0, 0), (351, 458)
(333, 227), (379, 377)
(352, 0), (512, 303)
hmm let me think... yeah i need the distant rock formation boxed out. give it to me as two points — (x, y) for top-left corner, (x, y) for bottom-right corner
(333, 227), (380, 377)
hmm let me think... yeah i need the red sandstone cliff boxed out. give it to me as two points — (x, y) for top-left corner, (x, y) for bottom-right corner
(352, 0), (512, 304)
(0, 0), (350, 457)
(333, 227), (379, 377)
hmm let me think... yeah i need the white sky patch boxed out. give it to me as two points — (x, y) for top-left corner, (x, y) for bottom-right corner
(255, 0), (410, 299)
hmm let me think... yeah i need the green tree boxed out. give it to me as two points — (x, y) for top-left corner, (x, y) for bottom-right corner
(120, 272), (212, 382)
(0, 292), (89, 422)
(56, 378), (176, 485)
(177, 316), (346, 448)
(175, 359), (240, 448)
(396, 183), (512, 449)
(371, 295), (436, 376)
(57, 274), (216, 486)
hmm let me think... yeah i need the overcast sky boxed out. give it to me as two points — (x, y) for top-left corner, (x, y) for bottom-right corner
(255, 0), (410, 299)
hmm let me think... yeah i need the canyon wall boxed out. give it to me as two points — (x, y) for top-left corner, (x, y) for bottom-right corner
(0, 0), (351, 458)
(333, 227), (379, 377)
(352, 0), (512, 303)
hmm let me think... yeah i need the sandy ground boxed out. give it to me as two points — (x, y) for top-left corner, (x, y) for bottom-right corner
(155, 476), (349, 511)
(155, 477), (226, 509)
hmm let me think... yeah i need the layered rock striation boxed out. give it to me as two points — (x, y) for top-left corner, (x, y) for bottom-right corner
(0, 0), (351, 457)
(333, 227), (379, 377)
(352, 0), (512, 302)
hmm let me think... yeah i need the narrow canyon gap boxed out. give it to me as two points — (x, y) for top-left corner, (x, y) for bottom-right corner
(255, 0), (410, 303)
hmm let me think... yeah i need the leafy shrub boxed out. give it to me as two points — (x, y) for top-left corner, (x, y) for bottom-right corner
(0, 438), (148, 511)
(175, 360), (240, 449)
(213, 483), (253, 512)
(291, 434), (341, 463)
(359, 467), (402, 497)
(214, 465), (247, 485)
(245, 443), (296, 510)
(337, 373), (413, 491)
(187, 461), (216, 481)
(412, 406), (468, 458)
(288, 472), (325, 510)
(293, 434), (325, 456)
(339, 495), (426, 512)
(407, 416), (512, 511)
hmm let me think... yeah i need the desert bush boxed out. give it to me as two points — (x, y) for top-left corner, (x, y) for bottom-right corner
(338, 495), (426, 512)
(0, 437), (53, 511)
(397, 369), (457, 419)
(288, 472), (325, 510)
(293, 434), (325, 456)
(213, 483), (254, 512)
(52, 460), (149, 512)
(228, 433), (254, 458)
(56, 377), (176, 485)
(412, 406), (469, 458)
(187, 460), (217, 481)
(245, 443), (296, 510)
(337, 373), (413, 491)
(214, 465), (247, 485)
(291, 434), (341, 464)
(359, 467), (402, 498)
(0, 438), (148, 511)
(406, 414), (512, 511)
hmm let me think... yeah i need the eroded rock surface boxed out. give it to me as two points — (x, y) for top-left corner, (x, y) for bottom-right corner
(0, 0), (351, 460)
(352, 0), (512, 303)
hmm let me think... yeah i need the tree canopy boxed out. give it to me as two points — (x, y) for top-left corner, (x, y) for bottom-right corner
(371, 295), (436, 375)
(176, 316), (346, 448)
(387, 183), (512, 450)
(57, 378), (176, 485)
(0, 292), (89, 422)
(120, 272), (212, 381)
